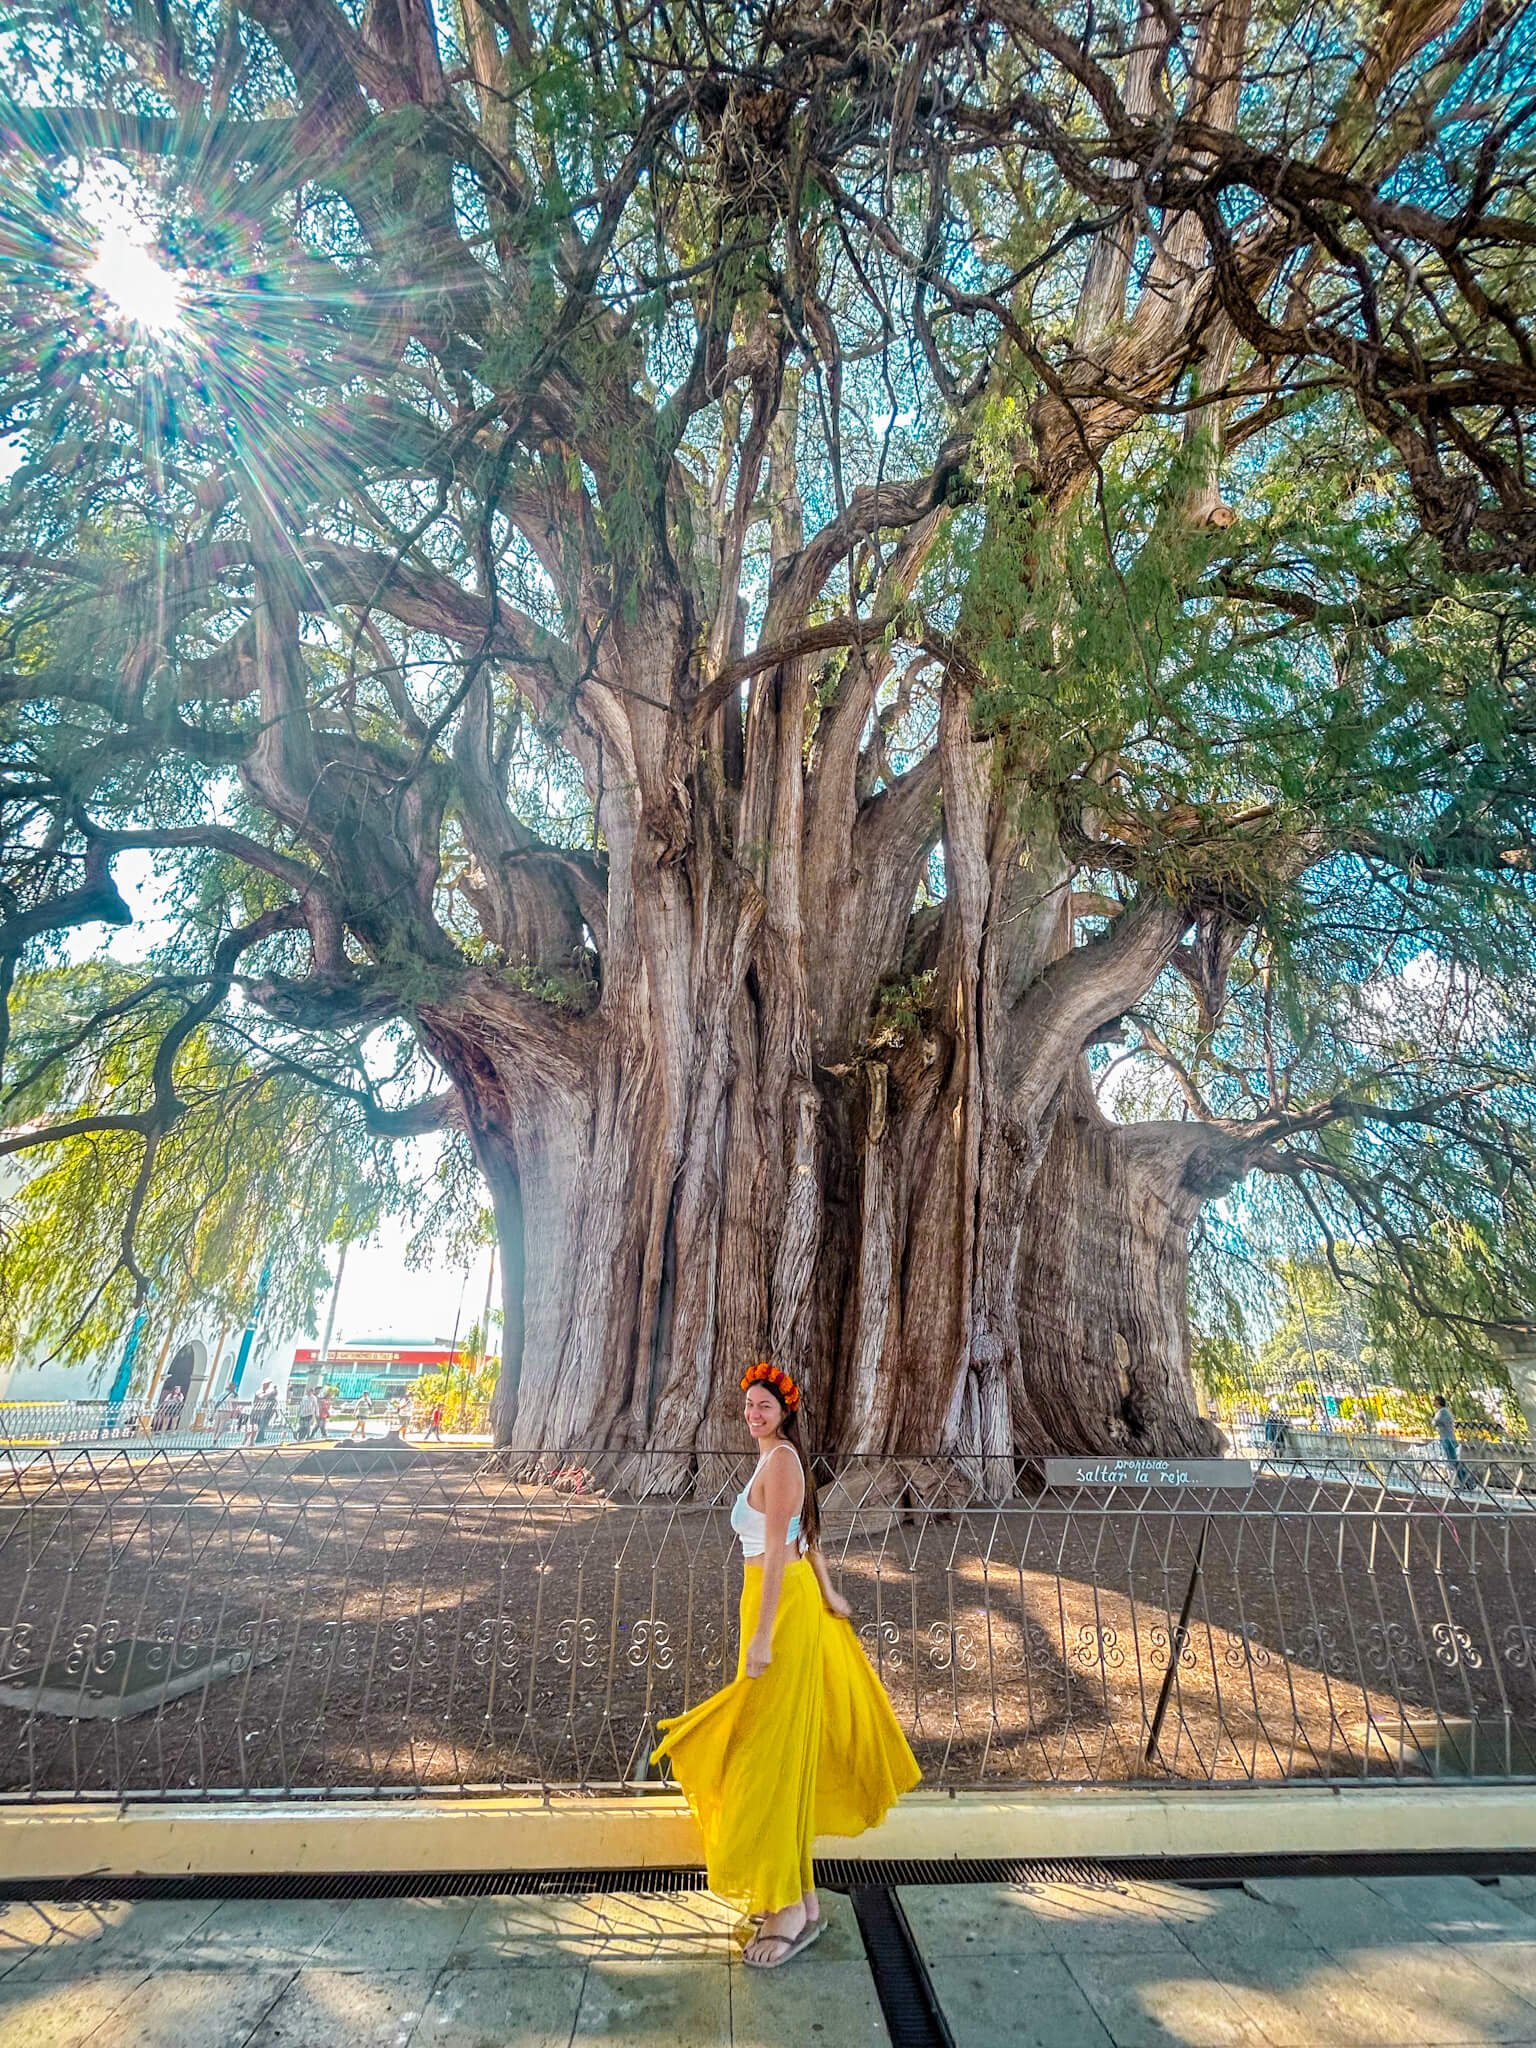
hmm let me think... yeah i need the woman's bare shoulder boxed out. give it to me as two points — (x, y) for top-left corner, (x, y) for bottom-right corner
(762, 1442), (803, 1497)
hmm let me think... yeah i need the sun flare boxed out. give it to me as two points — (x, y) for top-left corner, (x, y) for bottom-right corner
(86, 224), (184, 334)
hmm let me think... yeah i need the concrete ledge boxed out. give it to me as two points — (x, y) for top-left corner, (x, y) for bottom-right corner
(2, 1784), (1534, 1882)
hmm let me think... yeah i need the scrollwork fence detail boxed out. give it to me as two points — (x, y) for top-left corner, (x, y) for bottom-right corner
(0, 1443), (1531, 1800)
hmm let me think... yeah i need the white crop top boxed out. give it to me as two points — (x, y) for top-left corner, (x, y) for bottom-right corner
(730, 1442), (803, 1556)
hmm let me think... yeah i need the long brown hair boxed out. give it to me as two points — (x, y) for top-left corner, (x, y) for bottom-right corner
(762, 1385), (820, 1549)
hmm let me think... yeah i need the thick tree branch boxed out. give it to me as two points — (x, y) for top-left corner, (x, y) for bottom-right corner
(93, 825), (329, 902)
(764, 436), (971, 639)
(0, 838), (131, 963)
(1010, 893), (1192, 1100)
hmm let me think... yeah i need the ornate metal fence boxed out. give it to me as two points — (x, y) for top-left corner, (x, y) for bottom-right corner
(1226, 1424), (1536, 1498)
(1, 1444), (1532, 1802)
(0, 1401), (206, 1448)
(0, 1401), (268, 1451)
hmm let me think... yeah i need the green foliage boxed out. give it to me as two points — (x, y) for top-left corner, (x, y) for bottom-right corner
(867, 969), (937, 1051)
(1190, 1331), (1251, 1410)
(402, 1145), (496, 1278)
(0, 965), (409, 1376)
(1258, 1258), (1375, 1396)
(2, 0), (1535, 1414)
(408, 1323), (500, 1434)
(947, 388), (1536, 918)
(1191, 1251), (1529, 1440)
(503, 960), (596, 1012)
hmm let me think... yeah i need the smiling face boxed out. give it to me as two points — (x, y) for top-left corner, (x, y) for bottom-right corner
(744, 1381), (785, 1442)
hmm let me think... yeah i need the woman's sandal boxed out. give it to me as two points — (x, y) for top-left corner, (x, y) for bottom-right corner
(742, 1918), (823, 1969)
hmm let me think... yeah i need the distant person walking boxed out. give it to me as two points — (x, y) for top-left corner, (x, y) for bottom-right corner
(296, 1386), (321, 1442)
(251, 1381), (279, 1445)
(1263, 1406), (1290, 1457)
(351, 1391), (373, 1441)
(317, 1390), (334, 1438)
(426, 1402), (444, 1442)
(1431, 1392), (1472, 1491)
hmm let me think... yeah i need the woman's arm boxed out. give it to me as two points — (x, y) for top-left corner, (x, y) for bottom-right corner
(744, 1451), (803, 1677)
(807, 1543), (852, 1620)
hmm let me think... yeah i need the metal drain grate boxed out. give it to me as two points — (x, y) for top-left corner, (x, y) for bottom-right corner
(0, 1866), (712, 1904)
(5, 1846), (1536, 1904)
(847, 1887), (955, 2048)
(820, 1855), (1128, 1890)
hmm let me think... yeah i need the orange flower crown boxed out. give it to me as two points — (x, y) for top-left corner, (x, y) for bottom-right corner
(740, 1360), (801, 1411)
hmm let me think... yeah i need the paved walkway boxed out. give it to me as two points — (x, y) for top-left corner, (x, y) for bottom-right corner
(4, 1872), (1536, 2045)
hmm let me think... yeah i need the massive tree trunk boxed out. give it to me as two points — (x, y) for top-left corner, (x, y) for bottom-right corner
(413, 673), (1225, 1474)
(430, 1018), (1229, 1474)
(1010, 1072), (1229, 1460)
(249, 325), (1239, 1484)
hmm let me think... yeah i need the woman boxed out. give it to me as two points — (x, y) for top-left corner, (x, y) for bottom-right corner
(652, 1362), (920, 1969)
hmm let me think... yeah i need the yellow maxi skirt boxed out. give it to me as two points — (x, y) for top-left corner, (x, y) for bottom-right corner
(651, 1557), (921, 1917)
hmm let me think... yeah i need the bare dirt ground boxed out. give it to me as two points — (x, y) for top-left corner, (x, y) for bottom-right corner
(1, 1446), (1530, 1798)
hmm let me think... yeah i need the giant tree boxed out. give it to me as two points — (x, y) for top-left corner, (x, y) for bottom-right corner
(3, 0), (1535, 1476)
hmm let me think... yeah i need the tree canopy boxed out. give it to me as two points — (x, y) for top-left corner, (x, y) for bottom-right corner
(3, 0), (1535, 1458)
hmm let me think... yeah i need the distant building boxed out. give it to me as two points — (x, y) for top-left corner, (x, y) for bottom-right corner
(292, 1338), (494, 1403)
(2, 1319), (298, 1417)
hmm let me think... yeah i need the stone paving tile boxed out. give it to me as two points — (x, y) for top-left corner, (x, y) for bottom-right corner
(1030, 1882), (1218, 1951)
(72, 1964), (296, 2048)
(244, 1966), (444, 2048)
(0, 1965), (151, 2048)
(1062, 1949), (1274, 2047)
(1187, 1947), (1418, 2048)
(1198, 1941), (1536, 2048)
(1443, 1939), (1536, 2004)
(899, 1880), (1197, 1960)
(732, 1955), (889, 2047)
(1357, 1876), (1536, 1944)
(1323, 1941), (1536, 2045)
(451, 1892), (620, 1967)
(410, 1961), (585, 2048)
(163, 1897), (352, 1969)
(570, 1958), (732, 2045)
(898, 1882), (1054, 1958)
(0, 1900), (218, 1982)
(1170, 1888), (1334, 1962)
(453, 1889), (736, 1967)
(0, 1901), (111, 1979)
(926, 1954), (1115, 2048)
(9, 1877), (1536, 2048)
(586, 1890), (739, 1964)
(304, 1896), (477, 1974)
(1242, 1876), (1432, 1949)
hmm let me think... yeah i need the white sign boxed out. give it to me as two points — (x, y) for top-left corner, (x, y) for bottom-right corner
(1044, 1457), (1255, 1490)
